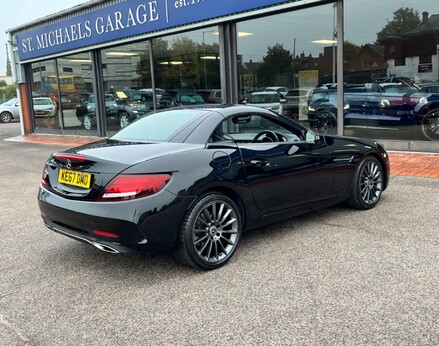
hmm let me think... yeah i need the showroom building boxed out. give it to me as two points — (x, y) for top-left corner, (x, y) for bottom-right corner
(6, 0), (439, 151)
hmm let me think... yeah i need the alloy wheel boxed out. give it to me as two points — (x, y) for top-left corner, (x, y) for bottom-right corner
(192, 199), (239, 264)
(422, 110), (439, 141)
(359, 160), (383, 205)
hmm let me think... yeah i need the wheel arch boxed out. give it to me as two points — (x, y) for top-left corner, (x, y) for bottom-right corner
(190, 186), (247, 230)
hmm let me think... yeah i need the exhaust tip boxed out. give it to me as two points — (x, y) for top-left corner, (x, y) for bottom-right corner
(91, 242), (120, 254)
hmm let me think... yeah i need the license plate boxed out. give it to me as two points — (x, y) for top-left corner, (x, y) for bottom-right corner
(58, 169), (92, 188)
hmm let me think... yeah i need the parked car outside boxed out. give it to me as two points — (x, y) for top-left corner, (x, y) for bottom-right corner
(38, 104), (389, 270)
(307, 84), (439, 140)
(158, 90), (205, 108)
(127, 91), (155, 116)
(33, 97), (57, 117)
(281, 89), (311, 120)
(0, 98), (20, 123)
(243, 91), (285, 113)
(197, 89), (222, 103)
(265, 86), (289, 97)
(76, 93), (137, 130)
(138, 88), (165, 101)
(418, 83), (439, 94)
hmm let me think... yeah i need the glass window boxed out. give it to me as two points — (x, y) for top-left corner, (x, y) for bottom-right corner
(56, 53), (95, 134)
(345, 1), (439, 142)
(152, 27), (221, 109)
(112, 109), (207, 142)
(237, 4), (336, 126)
(101, 41), (151, 135)
(30, 60), (61, 132)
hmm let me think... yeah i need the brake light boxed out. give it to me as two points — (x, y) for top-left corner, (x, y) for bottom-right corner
(97, 174), (171, 201)
(54, 153), (87, 162)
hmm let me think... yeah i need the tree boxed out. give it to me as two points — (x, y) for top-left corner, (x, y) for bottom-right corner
(376, 7), (421, 44)
(258, 43), (293, 86)
(6, 55), (12, 76)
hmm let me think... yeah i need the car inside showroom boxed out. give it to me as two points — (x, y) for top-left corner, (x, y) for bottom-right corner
(5, 0), (439, 152)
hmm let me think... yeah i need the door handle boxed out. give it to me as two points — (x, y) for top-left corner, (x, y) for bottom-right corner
(250, 159), (270, 167)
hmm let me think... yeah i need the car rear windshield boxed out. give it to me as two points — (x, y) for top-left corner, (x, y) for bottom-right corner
(111, 109), (208, 142)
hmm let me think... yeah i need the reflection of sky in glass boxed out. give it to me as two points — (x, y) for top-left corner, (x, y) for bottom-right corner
(237, 0), (438, 63)
(147, 0), (438, 64)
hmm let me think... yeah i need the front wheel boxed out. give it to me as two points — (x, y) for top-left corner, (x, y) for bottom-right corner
(174, 193), (242, 270)
(347, 156), (384, 210)
(119, 112), (131, 128)
(313, 110), (337, 134)
(421, 109), (439, 141)
(0, 112), (12, 123)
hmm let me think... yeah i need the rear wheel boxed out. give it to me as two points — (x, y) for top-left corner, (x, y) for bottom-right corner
(314, 110), (337, 134)
(347, 156), (384, 210)
(83, 114), (94, 130)
(174, 193), (242, 270)
(422, 109), (439, 141)
(0, 112), (12, 123)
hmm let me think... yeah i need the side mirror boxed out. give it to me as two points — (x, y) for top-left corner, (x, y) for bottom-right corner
(305, 131), (319, 144)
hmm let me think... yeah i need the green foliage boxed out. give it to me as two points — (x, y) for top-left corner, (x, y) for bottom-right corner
(258, 44), (292, 86)
(344, 41), (360, 61)
(0, 85), (17, 101)
(376, 7), (421, 44)
(136, 37), (220, 90)
(6, 56), (12, 76)
(0, 80), (7, 88)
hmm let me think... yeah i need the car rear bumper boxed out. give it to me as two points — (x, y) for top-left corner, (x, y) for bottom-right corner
(38, 186), (196, 253)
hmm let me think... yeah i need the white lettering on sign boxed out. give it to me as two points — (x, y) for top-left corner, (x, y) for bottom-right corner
(22, 1), (160, 52)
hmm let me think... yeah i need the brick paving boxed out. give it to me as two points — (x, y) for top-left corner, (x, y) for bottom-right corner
(4, 134), (439, 179)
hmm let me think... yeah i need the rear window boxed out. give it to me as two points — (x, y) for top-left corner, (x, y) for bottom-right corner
(112, 109), (207, 142)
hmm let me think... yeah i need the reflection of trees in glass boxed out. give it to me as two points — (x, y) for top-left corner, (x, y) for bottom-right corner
(376, 7), (421, 44)
(136, 37), (220, 90)
(258, 44), (293, 87)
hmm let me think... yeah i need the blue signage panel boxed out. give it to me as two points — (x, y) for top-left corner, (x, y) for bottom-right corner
(17, 0), (294, 61)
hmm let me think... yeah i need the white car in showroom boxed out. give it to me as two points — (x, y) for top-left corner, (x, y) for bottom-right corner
(0, 97), (20, 123)
(33, 97), (57, 117)
(243, 91), (285, 113)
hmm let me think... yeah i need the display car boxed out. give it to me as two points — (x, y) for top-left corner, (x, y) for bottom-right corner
(38, 105), (390, 270)
(76, 93), (138, 130)
(307, 84), (439, 141)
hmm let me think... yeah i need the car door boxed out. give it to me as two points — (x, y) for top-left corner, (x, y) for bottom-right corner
(222, 113), (334, 213)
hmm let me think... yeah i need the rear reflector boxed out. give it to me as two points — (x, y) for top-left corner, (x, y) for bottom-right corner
(93, 230), (119, 238)
(97, 174), (171, 201)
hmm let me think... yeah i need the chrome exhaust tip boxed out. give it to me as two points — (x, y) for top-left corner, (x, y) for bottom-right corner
(91, 242), (120, 254)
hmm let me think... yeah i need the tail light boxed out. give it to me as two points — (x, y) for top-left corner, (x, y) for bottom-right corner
(97, 174), (171, 202)
(41, 168), (49, 188)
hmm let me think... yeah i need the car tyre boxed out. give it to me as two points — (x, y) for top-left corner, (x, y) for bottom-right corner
(314, 110), (337, 134)
(0, 112), (12, 123)
(83, 114), (94, 130)
(174, 193), (242, 270)
(347, 156), (384, 210)
(421, 109), (439, 141)
(119, 112), (130, 128)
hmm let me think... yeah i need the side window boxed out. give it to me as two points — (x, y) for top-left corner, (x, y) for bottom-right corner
(211, 114), (303, 143)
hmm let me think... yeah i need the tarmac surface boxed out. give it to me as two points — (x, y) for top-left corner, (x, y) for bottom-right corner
(1, 122), (439, 345)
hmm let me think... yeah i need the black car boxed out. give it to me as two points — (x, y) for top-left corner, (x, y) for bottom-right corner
(307, 85), (439, 141)
(38, 105), (390, 270)
(76, 93), (137, 130)
(158, 89), (205, 108)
